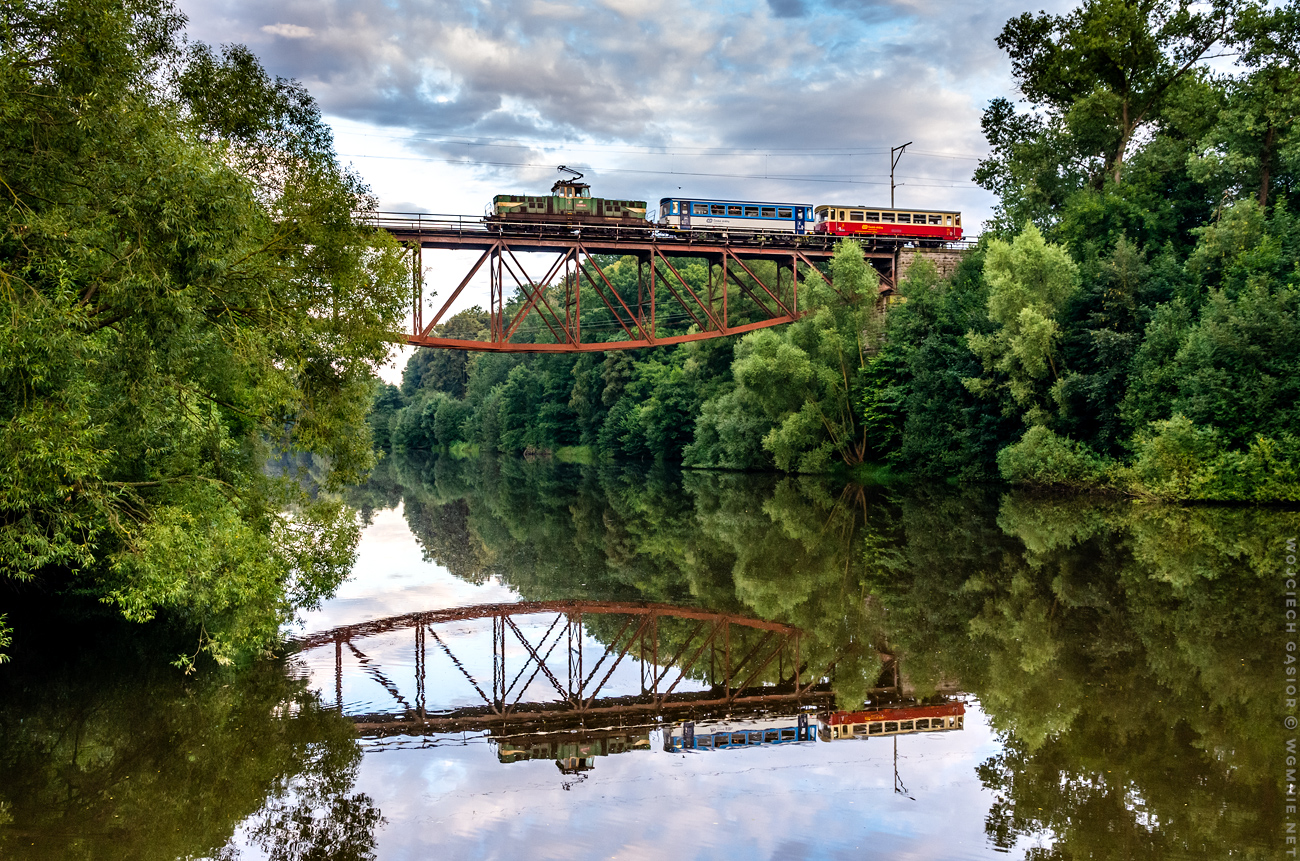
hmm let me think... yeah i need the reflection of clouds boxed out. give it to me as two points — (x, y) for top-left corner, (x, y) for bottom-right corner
(279, 506), (1034, 858)
(354, 705), (1017, 860)
(294, 504), (521, 637)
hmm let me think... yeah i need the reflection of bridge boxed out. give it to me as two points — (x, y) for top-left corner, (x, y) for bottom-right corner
(371, 213), (971, 353)
(297, 601), (836, 737)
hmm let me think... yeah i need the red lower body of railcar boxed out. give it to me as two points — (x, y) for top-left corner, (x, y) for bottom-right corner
(814, 222), (961, 241)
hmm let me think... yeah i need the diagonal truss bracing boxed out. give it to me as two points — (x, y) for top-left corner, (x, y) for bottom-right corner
(305, 601), (841, 733)
(386, 224), (910, 353)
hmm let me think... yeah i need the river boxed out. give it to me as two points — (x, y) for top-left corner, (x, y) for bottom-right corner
(0, 454), (1288, 859)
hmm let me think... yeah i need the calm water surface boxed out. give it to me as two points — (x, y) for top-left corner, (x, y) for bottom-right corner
(0, 455), (1288, 860)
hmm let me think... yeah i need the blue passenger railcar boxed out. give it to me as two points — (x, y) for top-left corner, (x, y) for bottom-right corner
(658, 198), (813, 234)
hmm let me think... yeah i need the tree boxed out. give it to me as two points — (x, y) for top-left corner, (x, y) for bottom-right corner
(965, 225), (1080, 427)
(996, 0), (1244, 186)
(0, 0), (408, 666)
(689, 240), (882, 472)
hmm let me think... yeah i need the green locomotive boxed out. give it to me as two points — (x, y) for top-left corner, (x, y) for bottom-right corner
(489, 166), (647, 226)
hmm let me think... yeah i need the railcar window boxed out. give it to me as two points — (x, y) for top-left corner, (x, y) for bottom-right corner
(850, 211), (864, 221)
(694, 203), (708, 215)
(900, 721), (914, 731)
(762, 207), (777, 217)
(913, 214), (925, 223)
(728, 205), (742, 216)
(711, 205), (726, 215)
(884, 722), (899, 733)
(929, 214), (942, 224)
(897, 213), (911, 224)
(881, 212), (895, 222)
(865, 212), (880, 221)
(916, 719), (929, 729)
(779, 208), (793, 218)
(744, 206), (759, 217)
(868, 723), (883, 734)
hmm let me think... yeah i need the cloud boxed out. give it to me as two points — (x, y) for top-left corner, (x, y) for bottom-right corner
(176, 0), (1080, 223)
(260, 22), (315, 38)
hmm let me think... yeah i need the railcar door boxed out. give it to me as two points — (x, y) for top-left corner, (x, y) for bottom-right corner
(680, 201), (691, 229)
(794, 207), (806, 234)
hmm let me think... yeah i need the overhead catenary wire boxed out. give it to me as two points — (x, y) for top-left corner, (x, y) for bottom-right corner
(342, 130), (988, 161)
(338, 152), (980, 188)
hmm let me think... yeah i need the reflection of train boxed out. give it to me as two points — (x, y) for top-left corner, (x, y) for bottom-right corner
(667, 714), (817, 751)
(487, 167), (962, 244)
(820, 702), (965, 741)
(495, 730), (652, 773)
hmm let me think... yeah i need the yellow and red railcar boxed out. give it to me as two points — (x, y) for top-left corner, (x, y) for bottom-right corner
(821, 701), (965, 740)
(813, 205), (962, 244)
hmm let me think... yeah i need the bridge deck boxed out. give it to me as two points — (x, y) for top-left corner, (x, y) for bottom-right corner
(367, 212), (973, 352)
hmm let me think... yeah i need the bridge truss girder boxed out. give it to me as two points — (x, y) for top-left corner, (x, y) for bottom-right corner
(304, 601), (841, 734)
(400, 234), (898, 353)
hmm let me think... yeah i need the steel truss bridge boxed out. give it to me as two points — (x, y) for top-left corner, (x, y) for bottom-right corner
(371, 212), (972, 353)
(297, 600), (842, 738)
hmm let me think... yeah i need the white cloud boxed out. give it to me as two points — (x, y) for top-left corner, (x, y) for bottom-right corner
(260, 22), (316, 38)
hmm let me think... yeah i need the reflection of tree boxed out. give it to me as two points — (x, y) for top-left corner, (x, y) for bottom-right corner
(0, 612), (380, 861)
(962, 495), (1286, 858)
(356, 452), (1283, 858)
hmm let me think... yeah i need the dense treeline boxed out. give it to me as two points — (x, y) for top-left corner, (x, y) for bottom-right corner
(378, 0), (1300, 501)
(0, 0), (408, 665)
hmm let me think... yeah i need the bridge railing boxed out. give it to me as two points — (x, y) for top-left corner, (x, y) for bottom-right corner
(360, 210), (979, 251)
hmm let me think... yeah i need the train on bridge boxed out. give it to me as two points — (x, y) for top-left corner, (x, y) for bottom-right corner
(488, 167), (962, 247)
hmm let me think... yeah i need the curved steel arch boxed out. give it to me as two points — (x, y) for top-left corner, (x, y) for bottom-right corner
(297, 601), (837, 736)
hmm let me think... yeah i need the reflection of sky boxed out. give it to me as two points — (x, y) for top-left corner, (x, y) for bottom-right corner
(356, 714), (1021, 861)
(281, 502), (1046, 859)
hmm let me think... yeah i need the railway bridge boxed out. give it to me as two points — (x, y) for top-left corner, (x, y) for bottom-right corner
(296, 600), (847, 739)
(370, 212), (972, 353)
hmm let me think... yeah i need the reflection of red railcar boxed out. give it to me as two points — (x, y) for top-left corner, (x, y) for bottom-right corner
(821, 701), (965, 740)
(813, 205), (962, 245)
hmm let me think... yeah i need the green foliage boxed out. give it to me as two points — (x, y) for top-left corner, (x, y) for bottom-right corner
(965, 224), (1080, 426)
(689, 240), (881, 472)
(0, 610), (379, 860)
(0, 0), (408, 664)
(1124, 414), (1300, 501)
(996, 425), (1113, 487)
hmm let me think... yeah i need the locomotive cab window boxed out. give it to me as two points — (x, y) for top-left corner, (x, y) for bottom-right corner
(778, 208), (793, 218)
(762, 207), (776, 217)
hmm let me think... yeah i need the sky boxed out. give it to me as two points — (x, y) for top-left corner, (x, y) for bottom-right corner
(177, 0), (1079, 227)
(175, 0), (1078, 380)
